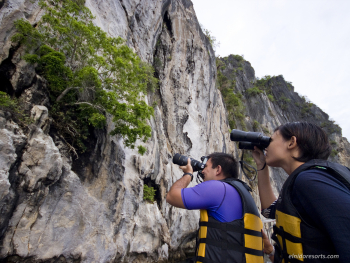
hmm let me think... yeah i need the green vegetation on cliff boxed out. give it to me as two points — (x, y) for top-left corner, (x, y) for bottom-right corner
(201, 24), (220, 52)
(0, 91), (15, 108)
(12, 0), (157, 154)
(0, 91), (31, 125)
(216, 57), (246, 130)
(246, 87), (262, 97)
(143, 184), (156, 202)
(250, 75), (274, 99)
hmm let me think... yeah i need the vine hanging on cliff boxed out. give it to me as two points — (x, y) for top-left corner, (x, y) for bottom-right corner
(12, 0), (158, 154)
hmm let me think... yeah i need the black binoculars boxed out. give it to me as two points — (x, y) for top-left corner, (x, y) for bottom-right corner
(230, 129), (271, 150)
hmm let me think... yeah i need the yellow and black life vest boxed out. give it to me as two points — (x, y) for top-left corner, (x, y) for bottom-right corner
(273, 159), (350, 263)
(195, 178), (264, 263)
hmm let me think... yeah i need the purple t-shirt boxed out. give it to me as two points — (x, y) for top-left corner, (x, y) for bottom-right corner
(181, 180), (243, 222)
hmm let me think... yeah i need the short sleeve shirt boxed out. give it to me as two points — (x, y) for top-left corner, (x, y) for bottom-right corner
(181, 180), (243, 222)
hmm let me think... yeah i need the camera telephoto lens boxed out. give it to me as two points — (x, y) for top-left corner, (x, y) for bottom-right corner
(172, 153), (205, 172)
(173, 153), (189, 166)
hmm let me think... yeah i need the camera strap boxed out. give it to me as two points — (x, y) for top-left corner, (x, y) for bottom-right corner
(239, 150), (257, 182)
(196, 172), (204, 184)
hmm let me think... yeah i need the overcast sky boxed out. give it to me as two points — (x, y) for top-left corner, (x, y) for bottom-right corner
(191, 0), (350, 141)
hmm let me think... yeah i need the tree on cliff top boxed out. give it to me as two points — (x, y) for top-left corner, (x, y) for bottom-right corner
(200, 24), (220, 53)
(12, 0), (157, 155)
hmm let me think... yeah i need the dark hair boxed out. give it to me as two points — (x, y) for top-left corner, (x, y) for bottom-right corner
(208, 152), (239, 179)
(275, 122), (331, 162)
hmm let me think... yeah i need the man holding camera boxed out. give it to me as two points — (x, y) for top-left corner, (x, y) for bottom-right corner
(166, 152), (264, 263)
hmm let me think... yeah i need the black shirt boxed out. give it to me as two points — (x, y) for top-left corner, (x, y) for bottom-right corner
(292, 169), (350, 263)
(263, 169), (350, 263)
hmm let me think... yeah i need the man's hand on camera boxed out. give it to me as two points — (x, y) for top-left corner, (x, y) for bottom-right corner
(166, 158), (192, 208)
(180, 158), (193, 174)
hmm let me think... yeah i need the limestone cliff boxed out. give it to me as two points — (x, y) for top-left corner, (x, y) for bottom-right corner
(0, 0), (234, 262)
(0, 1), (349, 263)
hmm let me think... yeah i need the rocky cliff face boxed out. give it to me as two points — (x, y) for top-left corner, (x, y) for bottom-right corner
(0, 1), (349, 263)
(0, 0), (235, 262)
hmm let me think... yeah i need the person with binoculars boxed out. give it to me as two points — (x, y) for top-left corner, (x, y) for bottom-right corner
(251, 122), (350, 263)
(167, 153), (264, 263)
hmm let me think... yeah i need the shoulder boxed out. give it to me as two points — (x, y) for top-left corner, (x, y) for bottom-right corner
(181, 180), (228, 210)
(200, 180), (226, 186)
(293, 168), (350, 198)
(204, 180), (241, 193)
(291, 167), (350, 230)
(295, 169), (327, 184)
(183, 180), (226, 195)
(295, 169), (349, 189)
(193, 180), (226, 191)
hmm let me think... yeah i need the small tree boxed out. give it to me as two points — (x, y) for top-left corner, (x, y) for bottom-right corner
(200, 24), (220, 53)
(12, 0), (157, 154)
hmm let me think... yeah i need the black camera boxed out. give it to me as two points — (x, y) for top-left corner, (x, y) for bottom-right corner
(230, 129), (271, 150)
(172, 153), (208, 172)
(172, 153), (208, 182)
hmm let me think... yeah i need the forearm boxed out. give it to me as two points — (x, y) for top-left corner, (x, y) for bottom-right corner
(257, 166), (276, 209)
(166, 174), (192, 208)
(170, 174), (191, 191)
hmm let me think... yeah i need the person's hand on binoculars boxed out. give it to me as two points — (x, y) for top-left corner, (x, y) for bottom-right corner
(179, 158), (193, 174)
(252, 146), (266, 170)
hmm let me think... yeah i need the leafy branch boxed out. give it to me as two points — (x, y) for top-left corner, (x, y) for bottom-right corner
(12, 0), (158, 154)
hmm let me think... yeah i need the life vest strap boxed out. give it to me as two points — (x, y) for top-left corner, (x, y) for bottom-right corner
(199, 221), (262, 237)
(271, 230), (302, 263)
(198, 238), (264, 257)
(273, 225), (303, 243)
(273, 225), (330, 246)
(272, 226), (330, 263)
(195, 256), (217, 263)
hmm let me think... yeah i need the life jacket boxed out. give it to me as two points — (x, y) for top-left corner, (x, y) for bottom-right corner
(195, 178), (264, 263)
(273, 159), (350, 263)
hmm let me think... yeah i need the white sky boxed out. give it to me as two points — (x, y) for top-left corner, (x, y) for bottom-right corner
(191, 0), (350, 141)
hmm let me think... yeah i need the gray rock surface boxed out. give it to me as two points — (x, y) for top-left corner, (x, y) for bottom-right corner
(0, 0), (42, 62)
(0, 121), (26, 200)
(0, 0), (234, 262)
(18, 127), (62, 192)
